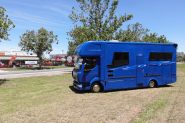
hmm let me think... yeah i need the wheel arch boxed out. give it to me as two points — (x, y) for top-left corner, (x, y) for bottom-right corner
(148, 78), (158, 87)
(90, 77), (104, 91)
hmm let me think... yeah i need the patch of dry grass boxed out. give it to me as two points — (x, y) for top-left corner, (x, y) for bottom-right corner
(132, 64), (185, 123)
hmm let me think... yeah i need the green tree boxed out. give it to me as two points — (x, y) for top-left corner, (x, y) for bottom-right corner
(68, 26), (96, 55)
(115, 23), (168, 43)
(177, 52), (185, 62)
(143, 33), (168, 43)
(19, 28), (58, 68)
(115, 23), (149, 41)
(0, 7), (15, 40)
(68, 0), (133, 55)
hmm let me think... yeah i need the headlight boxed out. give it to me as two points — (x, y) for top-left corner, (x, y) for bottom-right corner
(75, 63), (82, 70)
(74, 64), (79, 69)
(73, 71), (78, 80)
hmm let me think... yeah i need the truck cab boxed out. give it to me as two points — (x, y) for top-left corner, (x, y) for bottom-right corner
(72, 41), (103, 92)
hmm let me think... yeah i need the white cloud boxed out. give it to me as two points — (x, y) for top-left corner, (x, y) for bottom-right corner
(9, 10), (67, 28)
(44, 6), (69, 17)
(3, 0), (72, 28)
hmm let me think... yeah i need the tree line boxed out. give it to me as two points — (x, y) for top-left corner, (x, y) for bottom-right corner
(0, 7), (58, 68)
(1, 0), (172, 68)
(177, 52), (185, 62)
(67, 0), (168, 55)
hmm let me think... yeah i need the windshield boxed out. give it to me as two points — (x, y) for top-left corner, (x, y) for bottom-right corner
(83, 57), (97, 71)
(74, 56), (83, 69)
(74, 56), (97, 71)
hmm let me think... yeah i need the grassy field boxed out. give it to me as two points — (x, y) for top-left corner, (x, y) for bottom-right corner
(0, 64), (184, 123)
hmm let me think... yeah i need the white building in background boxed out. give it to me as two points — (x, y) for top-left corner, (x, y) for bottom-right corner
(0, 51), (39, 67)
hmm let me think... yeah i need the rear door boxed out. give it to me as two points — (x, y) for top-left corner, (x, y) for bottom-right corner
(149, 52), (173, 85)
(162, 62), (172, 84)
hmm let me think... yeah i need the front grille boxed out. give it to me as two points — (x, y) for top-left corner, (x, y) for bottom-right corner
(73, 80), (79, 84)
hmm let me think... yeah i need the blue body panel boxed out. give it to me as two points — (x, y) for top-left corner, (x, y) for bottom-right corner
(73, 41), (177, 91)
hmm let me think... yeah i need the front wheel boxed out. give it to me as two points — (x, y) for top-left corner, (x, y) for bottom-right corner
(91, 83), (101, 93)
(149, 80), (157, 88)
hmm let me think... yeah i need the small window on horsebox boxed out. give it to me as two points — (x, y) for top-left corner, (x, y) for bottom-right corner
(112, 52), (129, 67)
(149, 52), (172, 61)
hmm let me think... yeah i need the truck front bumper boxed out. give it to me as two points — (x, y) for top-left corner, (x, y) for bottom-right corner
(73, 80), (90, 91)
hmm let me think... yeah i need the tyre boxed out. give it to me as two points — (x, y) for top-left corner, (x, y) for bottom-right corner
(91, 83), (101, 93)
(149, 80), (156, 88)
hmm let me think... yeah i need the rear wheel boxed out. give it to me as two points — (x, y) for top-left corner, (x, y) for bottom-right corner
(149, 80), (156, 88)
(91, 83), (101, 93)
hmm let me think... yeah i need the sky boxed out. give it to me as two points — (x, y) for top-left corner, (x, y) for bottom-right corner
(0, 0), (185, 55)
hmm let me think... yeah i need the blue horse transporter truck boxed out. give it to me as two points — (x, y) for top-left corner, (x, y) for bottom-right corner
(72, 41), (177, 92)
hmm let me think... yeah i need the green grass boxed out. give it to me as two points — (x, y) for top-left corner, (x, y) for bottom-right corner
(133, 99), (167, 123)
(0, 67), (29, 71)
(0, 74), (72, 115)
(0, 63), (184, 119)
(133, 63), (185, 123)
(177, 63), (185, 70)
